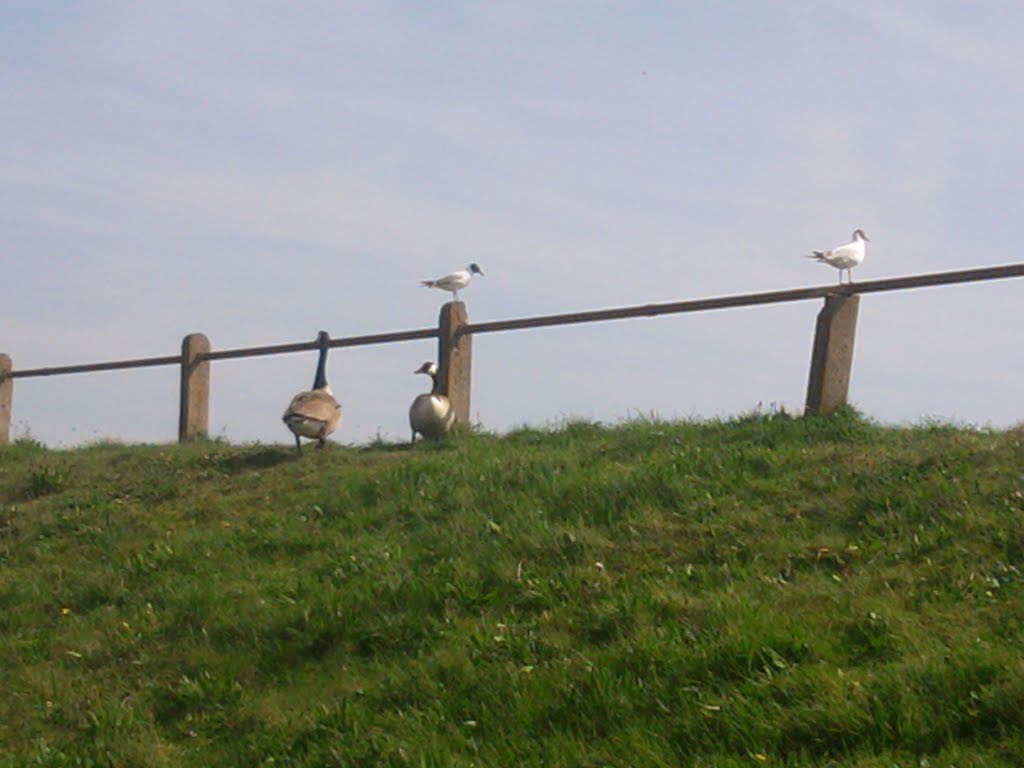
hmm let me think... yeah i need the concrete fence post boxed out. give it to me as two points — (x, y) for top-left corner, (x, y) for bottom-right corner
(179, 333), (211, 442)
(437, 302), (472, 424)
(0, 354), (12, 445)
(805, 294), (860, 415)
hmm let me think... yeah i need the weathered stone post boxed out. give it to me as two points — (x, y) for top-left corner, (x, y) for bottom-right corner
(805, 294), (860, 415)
(179, 333), (210, 442)
(437, 302), (472, 424)
(0, 354), (12, 445)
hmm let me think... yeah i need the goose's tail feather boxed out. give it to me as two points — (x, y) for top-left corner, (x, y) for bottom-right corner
(420, 280), (436, 288)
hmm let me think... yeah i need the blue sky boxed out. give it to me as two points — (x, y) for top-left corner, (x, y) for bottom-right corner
(3, 1), (1022, 446)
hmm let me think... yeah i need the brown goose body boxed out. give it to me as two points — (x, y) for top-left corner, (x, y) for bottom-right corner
(283, 331), (342, 452)
(284, 387), (342, 443)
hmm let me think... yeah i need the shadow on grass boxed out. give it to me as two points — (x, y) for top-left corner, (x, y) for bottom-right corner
(357, 440), (415, 455)
(216, 447), (298, 474)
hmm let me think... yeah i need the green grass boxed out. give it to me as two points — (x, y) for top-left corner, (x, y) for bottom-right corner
(1, 408), (1023, 767)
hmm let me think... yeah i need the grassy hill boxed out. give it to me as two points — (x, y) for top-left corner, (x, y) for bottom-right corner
(1, 410), (1023, 767)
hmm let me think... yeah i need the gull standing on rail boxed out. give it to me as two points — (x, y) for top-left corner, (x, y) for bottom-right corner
(420, 263), (484, 301)
(807, 229), (869, 284)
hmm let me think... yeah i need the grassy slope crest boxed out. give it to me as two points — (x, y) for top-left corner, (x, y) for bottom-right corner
(1, 410), (1023, 767)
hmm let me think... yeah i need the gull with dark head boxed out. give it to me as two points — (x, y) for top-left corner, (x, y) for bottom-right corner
(807, 229), (869, 284)
(420, 263), (484, 301)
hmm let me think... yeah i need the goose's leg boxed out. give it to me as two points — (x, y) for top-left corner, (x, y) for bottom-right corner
(294, 435), (302, 455)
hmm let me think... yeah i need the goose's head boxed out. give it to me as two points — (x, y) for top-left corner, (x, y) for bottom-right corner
(414, 361), (439, 377)
(316, 330), (331, 347)
(853, 229), (869, 242)
(468, 263), (484, 276)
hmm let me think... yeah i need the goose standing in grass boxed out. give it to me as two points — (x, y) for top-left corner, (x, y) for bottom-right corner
(409, 361), (454, 443)
(420, 263), (484, 301)
(282, 330), (342, 453)
(807, 229), (869, 284)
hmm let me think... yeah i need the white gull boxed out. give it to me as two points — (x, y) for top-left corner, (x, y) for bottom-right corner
(420, 263), (484, 301)
(807, 229), (868, 284)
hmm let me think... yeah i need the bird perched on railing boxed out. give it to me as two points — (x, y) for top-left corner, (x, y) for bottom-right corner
(282, 330), (342, 453)
(807, 229), (869, 284)
(420, 263), (484, 301)
(409, 361), (454, 443)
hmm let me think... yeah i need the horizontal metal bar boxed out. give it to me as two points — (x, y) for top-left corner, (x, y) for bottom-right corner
(4, 329), (440, 380)
(6, 355), (182, 380)
(841, 262), (1024, 294)
(3, 263), (1020, 381)
(201, 327), (439, 362)
(461, 263), (1024, 336)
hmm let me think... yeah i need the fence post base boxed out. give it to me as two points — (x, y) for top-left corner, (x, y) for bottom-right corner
(805, 294), (860, 415)
(437, 302), (472, 423)
(0, 354), (12, 445)
(179, 334), (210, 442)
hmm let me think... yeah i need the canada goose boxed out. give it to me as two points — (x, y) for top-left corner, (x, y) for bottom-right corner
(282, 330), (342, 453)
(419, 263), (484, 301)
(807, 229), (869, 284)
(409, 361), (454, 443)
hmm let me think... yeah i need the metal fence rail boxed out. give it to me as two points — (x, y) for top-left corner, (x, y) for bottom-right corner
(6, 329), (441, 380)
(462, 263), (1024, 336)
